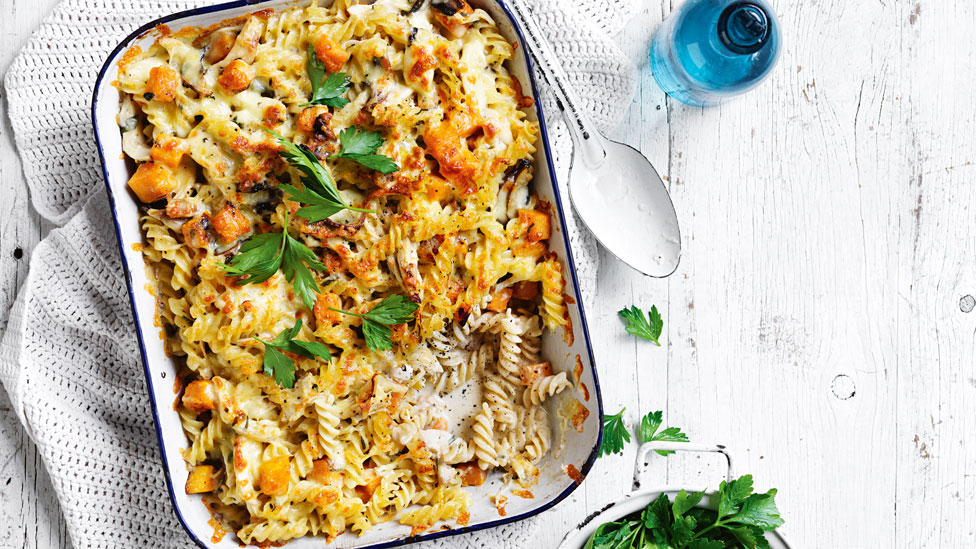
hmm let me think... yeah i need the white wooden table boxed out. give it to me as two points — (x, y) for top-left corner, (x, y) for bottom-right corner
(2, 0), (974, 547)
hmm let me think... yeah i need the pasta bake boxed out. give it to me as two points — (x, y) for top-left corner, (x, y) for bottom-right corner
(115, 0), (575, 543)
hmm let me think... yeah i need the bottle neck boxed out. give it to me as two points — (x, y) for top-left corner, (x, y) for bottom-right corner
(717, 1), (770, 55)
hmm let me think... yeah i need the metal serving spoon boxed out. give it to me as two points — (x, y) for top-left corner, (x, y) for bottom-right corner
(509, 0), (681, 277)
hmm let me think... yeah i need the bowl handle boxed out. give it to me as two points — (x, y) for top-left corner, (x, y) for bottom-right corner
(632, 442), (733, 490)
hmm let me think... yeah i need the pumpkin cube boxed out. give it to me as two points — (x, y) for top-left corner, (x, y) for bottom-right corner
(217, 59), (255, 94)
(127, 162), (178, 203)
(259, 456), (290, 496)
(150, 134), (187, 168)
(519, 362), (552, 386)
(146, 66), (180, 102)
(182, 380), (217, 414)
(185, 465), (216, 494)
(313, 35), (350, 73)
(211, 203), (251, 243)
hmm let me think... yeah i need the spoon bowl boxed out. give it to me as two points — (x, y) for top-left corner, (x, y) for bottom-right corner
(568, 137), (681, 277)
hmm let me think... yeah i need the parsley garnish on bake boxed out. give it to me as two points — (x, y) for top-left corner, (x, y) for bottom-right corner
(303, 43), (351, 108)
(330, 127), (400, 174)
(330, 294), (419, 351)
(258, 319), (331, 388)
(268, 130), (375, 222)
(220, 211), (326, 310)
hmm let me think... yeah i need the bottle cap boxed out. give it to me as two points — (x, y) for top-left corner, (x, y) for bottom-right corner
(718, 2), (770, 54)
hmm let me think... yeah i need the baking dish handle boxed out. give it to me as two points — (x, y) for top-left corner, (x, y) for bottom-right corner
(633, 442), (733, 490)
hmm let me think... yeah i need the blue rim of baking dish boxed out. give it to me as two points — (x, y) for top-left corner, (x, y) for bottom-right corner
(91, 0), (604, 546)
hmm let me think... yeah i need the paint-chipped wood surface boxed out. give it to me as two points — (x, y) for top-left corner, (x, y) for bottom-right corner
(1, 0), (973, 547)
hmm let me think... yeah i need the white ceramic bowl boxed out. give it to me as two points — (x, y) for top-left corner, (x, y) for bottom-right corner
(558, 443), (792, 549)
(557, 489), (792, 549)
(90, 1), (604, 547)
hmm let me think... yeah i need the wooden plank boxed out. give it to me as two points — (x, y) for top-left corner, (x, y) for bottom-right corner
(893, 1), (976, 547)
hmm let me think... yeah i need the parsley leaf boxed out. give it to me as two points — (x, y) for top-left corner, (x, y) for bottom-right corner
(258, 319), (331, 388)
(331, 127), (399, 174)
(673, 490), (705, 518)
(304, 44), (350, 108)
(600, 408), (630, 457)
(262, 345), (297, 388)
(330, 294), (419, 351)
(718, 475), (754, 519)
(268, 131), (374, 223)
(618, 304), (664, 345)
(688, 539), (725, 549)
(727, 490), (784, 530)
(220, 212), (326, 310)
(639, 410), (691, 456)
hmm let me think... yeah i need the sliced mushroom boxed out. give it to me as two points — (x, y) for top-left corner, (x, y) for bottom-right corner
(496, 159), (532, 223)
(159, 36), (212, 97)
(505, 159), (534, 221)
(431, 0), (464, 16)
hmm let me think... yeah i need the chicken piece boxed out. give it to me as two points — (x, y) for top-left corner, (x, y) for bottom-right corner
(204, 29), (237, 64)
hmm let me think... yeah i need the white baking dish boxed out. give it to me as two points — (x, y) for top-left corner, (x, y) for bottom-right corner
(91, 1), (604, 547)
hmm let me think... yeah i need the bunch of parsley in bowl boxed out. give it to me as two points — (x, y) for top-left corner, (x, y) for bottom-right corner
(584, 475), (783, 549)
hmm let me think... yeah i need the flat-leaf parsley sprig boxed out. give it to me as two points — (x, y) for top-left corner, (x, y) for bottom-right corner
(258, 319), (331, 388)
(268, 131), (374, 223)
(303, 43), (351, 108)
(618, 304), (664, 345)
(639, 410), (690, 456)
(221, 211), (326, 310)
(600, 409), (689, 458)
(601, 408), (631, 457)
(330, 294), (418, 352)
(330, 127), (399, 174)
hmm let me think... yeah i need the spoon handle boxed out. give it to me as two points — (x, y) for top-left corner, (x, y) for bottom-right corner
(508, 0), (607, 168)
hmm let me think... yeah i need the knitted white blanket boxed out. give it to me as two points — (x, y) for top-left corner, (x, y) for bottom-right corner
(0, 0), (636, 546)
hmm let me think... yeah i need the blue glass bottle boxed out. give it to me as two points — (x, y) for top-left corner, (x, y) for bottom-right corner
(650, 0), (781, 107)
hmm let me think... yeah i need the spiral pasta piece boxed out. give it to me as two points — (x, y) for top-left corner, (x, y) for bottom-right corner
(522, 372), (572, 407)
(471, 403), (498, 469)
